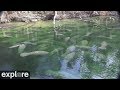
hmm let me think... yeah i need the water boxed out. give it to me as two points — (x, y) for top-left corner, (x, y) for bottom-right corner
(60, 59), (68, 71)
(59, 51), (84, 79)
(72, 59), (81, 74)
(59, 44), (119, 79)
(0, 64), (13, 71)
(60, 59), (81, 77)
(0, 17), (120, 79)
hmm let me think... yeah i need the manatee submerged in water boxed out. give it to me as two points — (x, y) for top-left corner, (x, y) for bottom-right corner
(20, 51), (49, 57)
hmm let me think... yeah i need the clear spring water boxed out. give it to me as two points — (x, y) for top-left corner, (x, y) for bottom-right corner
(0, 18), (120, 79)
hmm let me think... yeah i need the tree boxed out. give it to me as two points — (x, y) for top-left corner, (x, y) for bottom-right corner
(53, 11), (57, 39)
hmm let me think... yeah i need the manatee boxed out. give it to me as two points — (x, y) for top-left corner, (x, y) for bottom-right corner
(20, 51), (49, 57)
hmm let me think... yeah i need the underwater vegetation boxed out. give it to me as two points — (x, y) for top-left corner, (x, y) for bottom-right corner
(0, 17), (120, 79)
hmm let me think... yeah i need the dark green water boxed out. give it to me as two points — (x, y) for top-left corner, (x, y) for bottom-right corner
(0, 18), (120, 79)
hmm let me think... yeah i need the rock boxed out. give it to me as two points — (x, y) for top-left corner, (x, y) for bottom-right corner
(92, 11), (100, 16)
(66, 45), (76, 53)
(44, 14), (54, 20)
(31, 19), (38, 22)
(99, 11), (108, 16)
